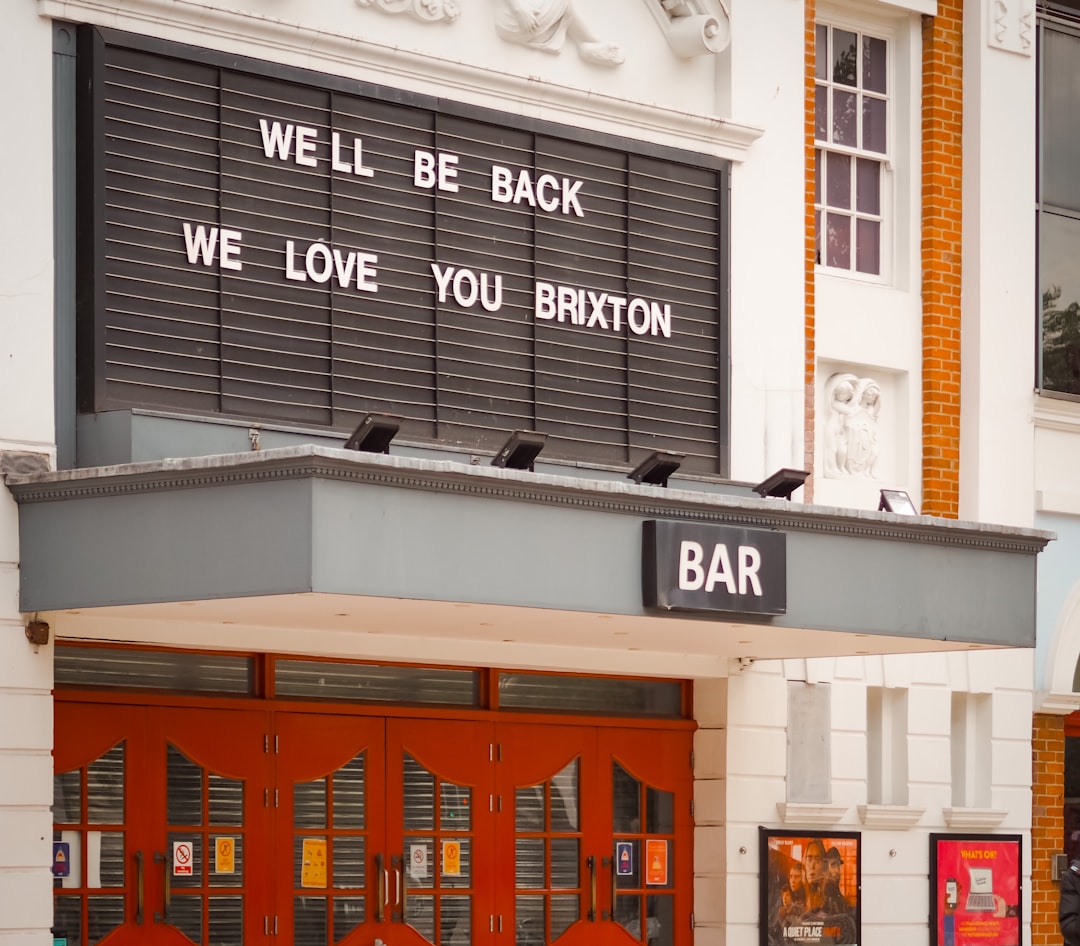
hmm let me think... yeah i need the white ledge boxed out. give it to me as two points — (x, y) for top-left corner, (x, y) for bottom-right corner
(942, 808), (1008, 828)
(776, 803), (849, 827)
(40, 0), (764, 161)
(857, 804), (925, 829)
(1037, 690), (1080, 716)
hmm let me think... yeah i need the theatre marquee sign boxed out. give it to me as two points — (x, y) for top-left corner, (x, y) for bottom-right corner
(76, 28), (730, 474)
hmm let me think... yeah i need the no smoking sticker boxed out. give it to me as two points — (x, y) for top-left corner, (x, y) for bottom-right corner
(410, 843), (429, 880)
(173, 841), (194, 877)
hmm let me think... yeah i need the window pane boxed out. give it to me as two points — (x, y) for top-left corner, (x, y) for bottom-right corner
(826, 152), (852, 209)
(54, 770), (81, 824)
(87, 896), (125, 946)
(333, 753), (366, 830)
(1041, 212), (1080, 394)
(863, 97), (887, 153)
(856, 159), (881, 214)
(1043, 28), (1080, 213)
(208, 897), (243, 946)
(816, 24), (828, 79)
(497, 674), (682, 717)
(863, 36), (887, 93)
(166, 746), (202, 827)
(832, 29), (857, 85)
(832, 90), (857, 146)
(275, 660), (478, 706)
(295, 779), (327, 830)
(815, 85), (828, 141)
(815, 150), (822, 204)
(295, 896), (327, 946)
(87, 745), (124, 825)
(825, 213), (852, 269)
(856, 219), (881, 275)
(55, 645), (252, 694)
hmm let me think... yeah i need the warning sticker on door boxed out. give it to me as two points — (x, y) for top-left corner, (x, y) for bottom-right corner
(409, 843), (429, 880)
(173, 841), (194, 877)
(215, 837), (235, 874)
(645, 839), (668, 886)
(442, 840), (461, 876)
(301, 838), (328, 888)
(616, 841), (634, 876)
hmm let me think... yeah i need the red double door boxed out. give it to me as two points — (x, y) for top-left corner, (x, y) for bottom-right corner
(54, 701), (692, 946)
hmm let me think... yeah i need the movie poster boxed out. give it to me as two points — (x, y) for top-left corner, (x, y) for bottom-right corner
(760, 829), (861, 946)
(929, 834), (1022, 946)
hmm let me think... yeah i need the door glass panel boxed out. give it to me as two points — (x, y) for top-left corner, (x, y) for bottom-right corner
(54, 895), (82, 946)
(209, 773), (244, 826)
(166, 743), (247, 945)
(292, 751), (369, 944)
(295, 778), (328, 829)
(209, 897), (243, 944)
(612, 760), (677, 945)
(440, 895), (471, 946)
(402, 754), (474, 944)
(87, 897), (125, 943)
(514, 759), (582, 944)
(169, 894), (203, 944)
(168, 745), (204, 826)
(295, 897), (328, 946)
(87, 744), (125, 824)
(53, 743), (127, 945)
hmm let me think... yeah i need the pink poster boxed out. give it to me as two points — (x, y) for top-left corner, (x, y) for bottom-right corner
(930, 834), (1021, 946)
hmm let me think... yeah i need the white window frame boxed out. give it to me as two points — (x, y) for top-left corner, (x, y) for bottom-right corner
(815, 6), (903, 286)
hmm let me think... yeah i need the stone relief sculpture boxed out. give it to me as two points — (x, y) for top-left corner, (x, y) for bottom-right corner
(355, 0), (461, 24)
(494, 0), (625, 66)
(823, 372), (882, 478)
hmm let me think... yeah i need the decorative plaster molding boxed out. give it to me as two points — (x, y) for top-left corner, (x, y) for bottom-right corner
(355, 0), (460, 23)
(493, 1), (625, 67)
(644, 0), (731, 58)
(942, 807), (1008, 828)
(38, 0), (763, 161)
(823, 373), (882, 480)
(776, 803), (849, 827)
(987, 0), (1035, 57)
(857, 804), (925, 829)
(1033, 393), (1080, 434)
(1037, 690), (1080, 716)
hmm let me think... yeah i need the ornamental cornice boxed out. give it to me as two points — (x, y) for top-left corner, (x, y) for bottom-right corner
(6, 447), (1052, 555)
(40, 0), (763, 161)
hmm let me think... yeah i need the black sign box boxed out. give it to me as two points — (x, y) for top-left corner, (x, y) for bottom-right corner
(642, 520), (786, 616)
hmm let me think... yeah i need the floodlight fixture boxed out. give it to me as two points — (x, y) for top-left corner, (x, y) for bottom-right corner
(344, 413), (401, 454)
(628, 450), (685, 488)
(491, 430), (548, 471)
(878, 489), (919, 515)
(752, 468), (810, 500)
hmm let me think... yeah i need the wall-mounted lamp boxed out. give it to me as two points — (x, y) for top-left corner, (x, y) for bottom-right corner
(344, 413), (401, 454)
(628, 450), (685, 488)
(878, 489), (919, 515)
(492, 430), (548, 471)
(752, 468), (810, 500)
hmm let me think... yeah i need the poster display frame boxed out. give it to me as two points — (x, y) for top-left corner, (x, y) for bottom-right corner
(928, 833), (1022, 946)
(759, 827), (862, 946)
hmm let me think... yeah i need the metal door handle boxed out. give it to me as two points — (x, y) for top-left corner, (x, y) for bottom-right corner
(135, 851), (144, 925)
(375, 854), (385, 923)
(587, 855), (597, 922)
(153, 851), (170, 923)
(604, 855), (615, 921)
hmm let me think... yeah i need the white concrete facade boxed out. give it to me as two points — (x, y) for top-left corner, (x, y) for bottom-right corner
(0, 0), (1047, 943)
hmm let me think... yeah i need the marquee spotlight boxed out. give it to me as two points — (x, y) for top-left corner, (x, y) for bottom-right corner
(752, 468), (810, 500)
(344, 413), (401, 454)
(878, 489), (919, 515)
(628, 450), (685, 488)
(492, 430), (548, 471)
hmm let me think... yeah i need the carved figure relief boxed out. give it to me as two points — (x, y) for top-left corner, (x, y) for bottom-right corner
(494, 0), (625, 66)
(823, 373), (882, 478)
(987, 0), (1034, 56)
(355, 0), (461, 24)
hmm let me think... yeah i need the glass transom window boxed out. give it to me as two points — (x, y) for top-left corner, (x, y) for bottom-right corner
(815, 22), (889, 276)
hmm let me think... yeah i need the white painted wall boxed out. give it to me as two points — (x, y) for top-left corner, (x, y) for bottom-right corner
(0, 4), (57, 942)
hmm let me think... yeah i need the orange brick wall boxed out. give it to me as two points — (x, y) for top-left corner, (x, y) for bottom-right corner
(1033, 714), (1065, 946)
(920, 5), (963, 519)
(807, 7), (963, 514)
